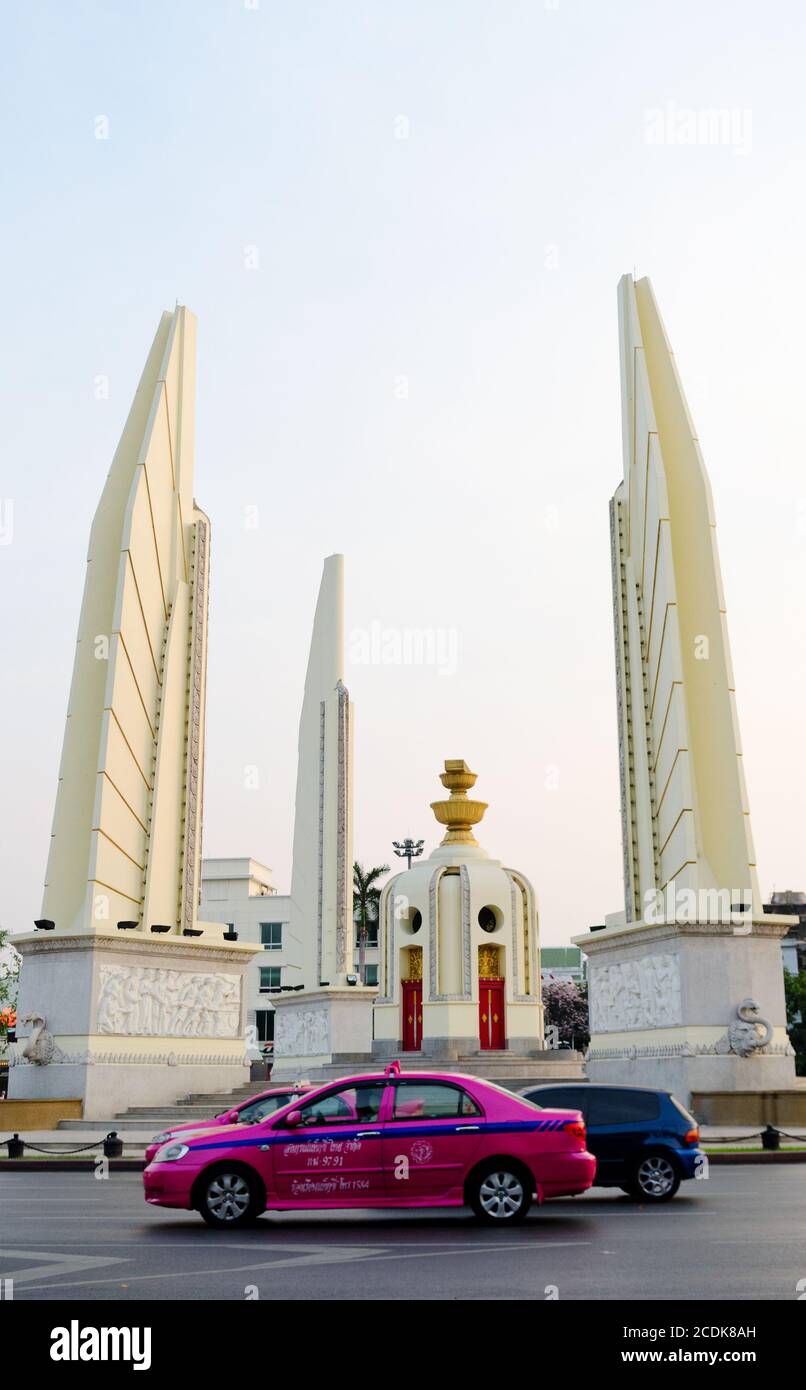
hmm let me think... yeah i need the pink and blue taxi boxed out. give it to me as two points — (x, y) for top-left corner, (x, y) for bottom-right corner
(144, 1063), (595, 1226)
(143, 1085), (313, 1166)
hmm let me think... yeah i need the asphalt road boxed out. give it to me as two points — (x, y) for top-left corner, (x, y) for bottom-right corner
(0, 1166), (803, 1301)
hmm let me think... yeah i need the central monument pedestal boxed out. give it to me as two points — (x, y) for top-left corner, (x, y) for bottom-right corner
(575, 916), (796, 1107)
(269, 987), (376, 1079)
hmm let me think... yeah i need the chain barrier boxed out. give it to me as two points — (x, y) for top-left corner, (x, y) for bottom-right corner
(2, 1130), (126, 1158)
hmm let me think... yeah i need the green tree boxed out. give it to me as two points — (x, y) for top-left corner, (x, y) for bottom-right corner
(353, 862), (389, 984)
(783, 969), (806, 1076)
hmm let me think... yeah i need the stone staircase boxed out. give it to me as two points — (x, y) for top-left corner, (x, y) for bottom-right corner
(57, 1078), (281, 1133)
(57, 1051), (586, 1134)
(269, 1050), (586, 1090)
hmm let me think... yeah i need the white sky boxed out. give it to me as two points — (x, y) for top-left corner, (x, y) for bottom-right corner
(2, 0), (805, 946)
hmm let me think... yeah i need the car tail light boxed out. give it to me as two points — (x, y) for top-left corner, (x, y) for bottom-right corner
(684, 1127), (700, 1145)
(563, 1120), (586, 1149)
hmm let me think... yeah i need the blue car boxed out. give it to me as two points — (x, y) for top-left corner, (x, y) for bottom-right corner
(520, 1082), (703, 1201)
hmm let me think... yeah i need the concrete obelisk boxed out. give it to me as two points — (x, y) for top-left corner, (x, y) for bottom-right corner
(575, 276), (795, 1116)
(11, 307), (257, 1118)
(271, 555), (374, 1076)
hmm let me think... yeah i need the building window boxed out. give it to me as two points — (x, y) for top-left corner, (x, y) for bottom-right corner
(255, 1009), (274, 1043)
(260, 922), (283, 950)
(363, 964), (379, 987)
(355, 925), (379, 948)
(259, 966), (282, 993)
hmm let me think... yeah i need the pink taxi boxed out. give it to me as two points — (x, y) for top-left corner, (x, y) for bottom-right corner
(143, 1085), (313, 1165)
(144, 1063), (595, 1227)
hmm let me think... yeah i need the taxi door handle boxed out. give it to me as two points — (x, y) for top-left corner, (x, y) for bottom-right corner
(356, 1130), (381, 1137)
(456, 1125), (480, 1132)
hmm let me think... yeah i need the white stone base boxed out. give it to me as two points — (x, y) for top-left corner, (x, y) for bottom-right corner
(270, 987), (376, 1079)
(574, 916), (797, 1108)
(8, 928), (259, 1120)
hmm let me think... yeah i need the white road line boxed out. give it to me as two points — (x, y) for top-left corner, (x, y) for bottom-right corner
(17, 1239), (591, 1293)
(0, 1248), (127, 1283)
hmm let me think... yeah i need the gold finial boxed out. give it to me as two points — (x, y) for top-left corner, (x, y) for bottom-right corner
(430, 759), (488, 846)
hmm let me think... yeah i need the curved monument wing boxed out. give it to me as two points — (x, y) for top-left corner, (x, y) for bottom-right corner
(42, 306), (209, 935)
(612, 275), (758, 921)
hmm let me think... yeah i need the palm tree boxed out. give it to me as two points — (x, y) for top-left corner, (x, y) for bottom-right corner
(353, 861), (390, 984)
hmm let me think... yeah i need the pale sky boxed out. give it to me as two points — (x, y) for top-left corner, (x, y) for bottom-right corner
(2, 0), (805, 947)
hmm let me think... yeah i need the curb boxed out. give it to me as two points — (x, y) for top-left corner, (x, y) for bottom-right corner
(0, 1159), (144, 1172)
(704, 1151), (806, 1165)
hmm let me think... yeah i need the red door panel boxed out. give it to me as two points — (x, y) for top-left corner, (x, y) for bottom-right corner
(402, 980), (423, 1051)
(479, 978), (505, 1051)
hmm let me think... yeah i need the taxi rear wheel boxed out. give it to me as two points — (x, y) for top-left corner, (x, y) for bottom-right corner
(198, 1167), (261, 1228)
(470, 1162), (532, 1224)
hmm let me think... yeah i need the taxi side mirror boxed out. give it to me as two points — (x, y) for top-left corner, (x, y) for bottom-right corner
(281, 1109), (303, 1129)
(226, 1109), (240, 1123)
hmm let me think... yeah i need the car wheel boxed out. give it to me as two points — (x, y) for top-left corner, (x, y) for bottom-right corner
(198, 1168), (261, 1228)
(470, 1163), (532, 1224)
(628, 1152), (680, 1202)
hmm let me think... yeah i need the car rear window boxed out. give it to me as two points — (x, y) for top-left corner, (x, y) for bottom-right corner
(524, 1087), (587, 1111)
(588, 1089), (661, 1124)
(670, 1095), (696, 1126)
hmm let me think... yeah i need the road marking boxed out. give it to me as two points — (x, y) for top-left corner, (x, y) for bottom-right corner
(0, 1248), (127, 1283)
(18, 1238), (591, 1293)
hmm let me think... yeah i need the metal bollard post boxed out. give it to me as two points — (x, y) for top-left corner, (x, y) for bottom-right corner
(103, 1131), (123, 1159)
(6, 1134), (24, 1159)
(761, 1124), (780, 1151)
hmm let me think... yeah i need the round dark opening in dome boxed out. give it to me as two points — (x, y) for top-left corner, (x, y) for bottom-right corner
(411, 909), (422, 932)
(478, 906), (498, 933)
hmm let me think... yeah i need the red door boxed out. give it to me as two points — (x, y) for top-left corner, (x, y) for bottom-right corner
(401, 980), (423, 1051)
(479, 978), (505, 1050)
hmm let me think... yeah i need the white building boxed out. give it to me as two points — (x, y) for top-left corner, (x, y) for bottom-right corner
(199, 857), (380, 1048)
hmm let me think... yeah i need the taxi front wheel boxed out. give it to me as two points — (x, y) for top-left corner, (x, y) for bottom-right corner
(469, 1162), (532, 1224)
(198, 1167), (262, 1228)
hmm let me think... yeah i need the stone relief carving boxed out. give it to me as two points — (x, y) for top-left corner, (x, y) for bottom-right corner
(589, 952), (682, 1033)
(97, 965), (240, 1038)
(335, 680), (350, 973)
(182, 515), (208, 934)
(274, 1007), (330, 1058)
(12, 1049), (246, 1068)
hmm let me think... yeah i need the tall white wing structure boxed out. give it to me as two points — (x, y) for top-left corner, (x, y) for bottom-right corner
(611, 274), (759, 922)
(289, 554), (353, 989)
(43, 306), (210, 936)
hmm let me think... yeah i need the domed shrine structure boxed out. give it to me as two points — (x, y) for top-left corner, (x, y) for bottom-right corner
(373, 761), (546, 1060)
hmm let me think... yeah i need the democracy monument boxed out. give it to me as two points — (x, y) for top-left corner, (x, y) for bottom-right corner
(9, 276), (800, 1123)
(574, 275), (797, 1117)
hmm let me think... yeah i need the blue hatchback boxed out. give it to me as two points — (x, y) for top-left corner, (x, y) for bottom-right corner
(520, 1083), (703, 1201)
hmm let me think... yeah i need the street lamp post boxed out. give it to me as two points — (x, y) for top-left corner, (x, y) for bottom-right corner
(392, 838), (425, 871)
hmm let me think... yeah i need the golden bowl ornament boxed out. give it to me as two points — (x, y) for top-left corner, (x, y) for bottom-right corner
(430, 759), (487, 845)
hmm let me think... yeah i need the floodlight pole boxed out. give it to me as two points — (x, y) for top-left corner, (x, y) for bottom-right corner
(392, 838), (425, 871)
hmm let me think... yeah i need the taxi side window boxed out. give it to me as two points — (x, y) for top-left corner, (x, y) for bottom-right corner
(392, 1081), (482, 1121)
(296, 1083), (385, 1127)
(243, 1095), (286, 1122)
